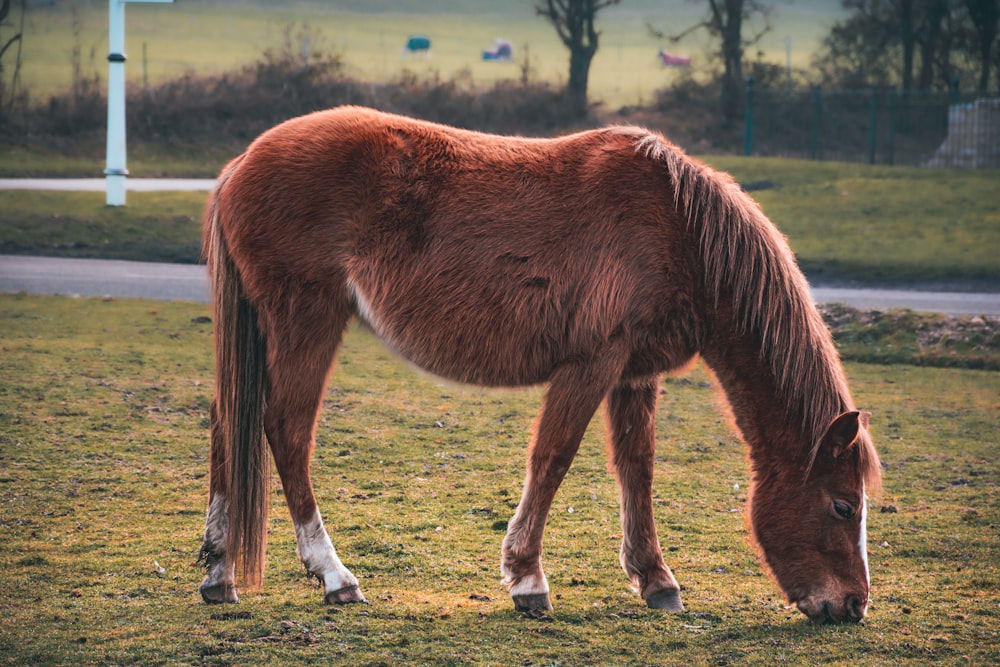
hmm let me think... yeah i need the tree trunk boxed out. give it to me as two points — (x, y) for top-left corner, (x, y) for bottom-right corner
(537, 0), (618, 119)
(966, 0), (999, 93)
(900, 0), (915, 93)
(917, 0), (948, 91)
(720, 0), (744, 124)
(568, 43), (595, 117)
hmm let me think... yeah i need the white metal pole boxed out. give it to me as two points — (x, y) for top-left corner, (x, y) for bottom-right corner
(105, 0), (127, 206)
(105, 0), (174, 206)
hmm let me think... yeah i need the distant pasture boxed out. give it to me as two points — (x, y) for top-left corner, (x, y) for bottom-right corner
(19, 2), (845, 109)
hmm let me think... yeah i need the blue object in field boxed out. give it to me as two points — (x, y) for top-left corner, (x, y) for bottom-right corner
(482, 39), (513, 61)
(405, 35), (431, 52)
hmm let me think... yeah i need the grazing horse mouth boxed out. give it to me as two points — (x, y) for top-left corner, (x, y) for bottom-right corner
(796, 596), (867, 624)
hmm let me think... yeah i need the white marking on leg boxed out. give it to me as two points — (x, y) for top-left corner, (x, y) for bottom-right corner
(501, 506), (549, 600)
(200, 493), (237, 601)
(294, 509), (359, 595)
(204, 493), (227, 552)
(508, 571), (550, 599)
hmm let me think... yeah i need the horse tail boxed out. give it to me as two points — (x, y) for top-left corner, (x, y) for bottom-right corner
(203, 154), (270, 589)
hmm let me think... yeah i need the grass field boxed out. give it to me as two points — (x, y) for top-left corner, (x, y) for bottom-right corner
(17, 0), (843, 109)
(709, 157), (1000, 288)
(0, 190), (204, 264)
(3, 6), (997, 663)
(0, 293), (997, 665)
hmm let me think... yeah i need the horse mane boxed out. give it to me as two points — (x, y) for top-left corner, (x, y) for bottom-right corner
(617, 127), (881, 490)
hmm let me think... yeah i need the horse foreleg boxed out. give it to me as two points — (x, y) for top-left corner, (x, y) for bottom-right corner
(200, 400), (239, 603)
(606, 378), (683, 611)
(263, 303), (366, 605)
(501, 355), (624, 612)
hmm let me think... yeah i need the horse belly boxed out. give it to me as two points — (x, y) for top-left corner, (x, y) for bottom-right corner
(345, 268), (568, 387)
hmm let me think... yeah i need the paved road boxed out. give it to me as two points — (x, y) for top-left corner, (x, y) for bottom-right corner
(0, 178), (216, 192)
(808, 285), (998, 316)
(1, 255), (998, 316)
(0, 255), (210, 303)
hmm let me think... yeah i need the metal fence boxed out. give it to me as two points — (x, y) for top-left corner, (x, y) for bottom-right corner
(743, 80), (1000, 168)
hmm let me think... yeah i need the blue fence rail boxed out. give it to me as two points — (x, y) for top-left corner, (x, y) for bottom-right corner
(743, 79), (1000, 168)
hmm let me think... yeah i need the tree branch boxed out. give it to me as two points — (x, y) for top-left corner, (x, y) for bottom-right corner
(0, 33), (20, 62)
(668, 21), (710, 43)
(537, 0), (573, 47)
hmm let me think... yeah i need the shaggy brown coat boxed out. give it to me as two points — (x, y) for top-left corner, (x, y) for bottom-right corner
(201, 106), (881, 622)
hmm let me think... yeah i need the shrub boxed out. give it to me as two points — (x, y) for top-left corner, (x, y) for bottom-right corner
(2, 36), (595, 154)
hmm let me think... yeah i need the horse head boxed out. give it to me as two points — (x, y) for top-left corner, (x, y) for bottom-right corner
(749, 410), (880, 623)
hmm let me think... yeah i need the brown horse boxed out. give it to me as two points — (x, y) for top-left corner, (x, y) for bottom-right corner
(198, 106), (882, 623)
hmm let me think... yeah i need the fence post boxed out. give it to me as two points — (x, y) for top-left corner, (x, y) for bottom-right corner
(887, 86), (897, 166)
(744, 76), (754, 156)
(105, 0), (128, 206)
(809, 85), (821, 160)
(950, 77), (960, 103)
(104, 0), (176, 206)
(868, 87), (878, 164)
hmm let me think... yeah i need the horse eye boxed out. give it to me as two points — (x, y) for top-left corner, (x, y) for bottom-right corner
(833, 501), (855, 519)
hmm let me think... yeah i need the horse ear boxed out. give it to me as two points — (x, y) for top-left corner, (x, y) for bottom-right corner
(821, 410), (864, 459)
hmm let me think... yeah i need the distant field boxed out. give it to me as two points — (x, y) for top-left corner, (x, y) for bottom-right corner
(18, 1), (844, 108)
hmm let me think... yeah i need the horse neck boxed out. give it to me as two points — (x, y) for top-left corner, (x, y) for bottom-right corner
(652, 137), (852, 469)
(698, 301), (850, 472)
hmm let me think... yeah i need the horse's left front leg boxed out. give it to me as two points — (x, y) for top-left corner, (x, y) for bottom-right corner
(606, 377), (683, 611)
(501, 353), (624, 612)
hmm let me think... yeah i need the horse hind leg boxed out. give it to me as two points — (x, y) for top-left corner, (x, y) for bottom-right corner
(605, 378), (684, 611)
(501, 351), (626, 611)
(200, 400), (239, 603)
(260, 296), (366, 605)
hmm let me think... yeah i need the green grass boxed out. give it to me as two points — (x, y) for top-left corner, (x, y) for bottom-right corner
(0, 190), (204, 263)
(0, 149), (112, 179)
(18, 1), (843, 110)
(0, 293), (997, 664)
(2, 158), (998, 288)
(710, 157), (1000, 288)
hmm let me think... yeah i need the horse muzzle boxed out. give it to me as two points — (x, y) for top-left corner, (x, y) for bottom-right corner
(796, 594), (868, 624)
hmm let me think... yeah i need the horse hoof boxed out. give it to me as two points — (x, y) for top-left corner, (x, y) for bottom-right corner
(325, 585), (368, 605)
(200, 583), (239, 604)
(512, 593), (553, 612)
(646, 588), (684, 612)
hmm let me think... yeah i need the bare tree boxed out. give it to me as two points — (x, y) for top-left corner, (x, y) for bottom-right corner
(666, 0), (773, 124)
(0, 0), (25, 116)
(536, 0), (620, 117)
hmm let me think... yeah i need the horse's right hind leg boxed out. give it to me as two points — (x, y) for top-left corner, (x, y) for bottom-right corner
(261, 296), (366, 605)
